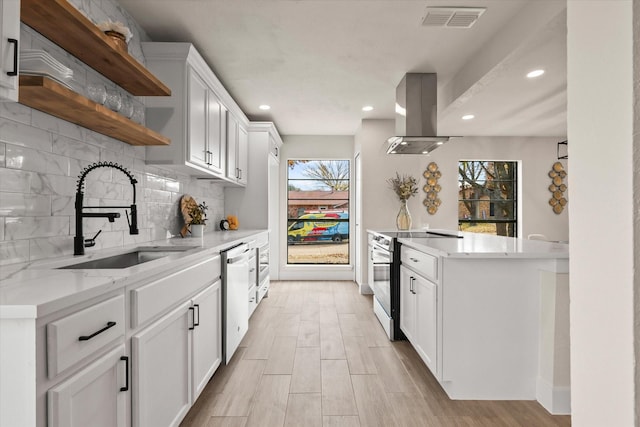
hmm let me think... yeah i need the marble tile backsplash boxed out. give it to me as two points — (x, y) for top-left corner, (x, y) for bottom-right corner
(0, 0), (226, 266)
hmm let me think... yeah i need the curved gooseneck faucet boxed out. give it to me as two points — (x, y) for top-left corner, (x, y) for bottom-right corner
(74, 161), (139, 255)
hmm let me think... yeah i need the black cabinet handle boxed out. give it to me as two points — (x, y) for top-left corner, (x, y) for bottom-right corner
(188, 307), (195, 330)
(194, 304), (200, 327)
(7, 38), (18, 77)
(120, 356), (129, 392)
(78, 321), (116, 341)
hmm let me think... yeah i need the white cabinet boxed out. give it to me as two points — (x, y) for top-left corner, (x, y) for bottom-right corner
(225, 113), (248, 185)
(0, 0), (20, 102)
(187, 67), (225, 174)
(132, 300), (192, 427)
(132, 279), (222, 427)
(48, 344), (128, 427)
(414, 273), (437, 371)
(143, 42), (246, 184)
(225, 124), (282, 277)
(400, 264), (438, 376)
(399, 265), (416, 342)
(192, 281), (222, 400)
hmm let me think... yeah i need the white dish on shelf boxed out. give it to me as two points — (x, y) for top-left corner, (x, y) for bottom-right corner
(20, 72), (75, 91)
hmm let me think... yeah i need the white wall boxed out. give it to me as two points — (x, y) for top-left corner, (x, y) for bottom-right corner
(355, 119), (569, 288)
(278, 135), (355, 280)
(567, 2), (636, 425)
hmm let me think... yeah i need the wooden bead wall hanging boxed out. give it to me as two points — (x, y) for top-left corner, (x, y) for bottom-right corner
(548, 161), (567, 214)
(422, 162), (441, 215)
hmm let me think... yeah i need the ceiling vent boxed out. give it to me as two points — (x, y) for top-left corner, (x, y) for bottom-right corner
(421, 7), (486, 28)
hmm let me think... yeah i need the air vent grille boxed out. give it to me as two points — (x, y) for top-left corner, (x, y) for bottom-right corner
(421, 7), (486, 28)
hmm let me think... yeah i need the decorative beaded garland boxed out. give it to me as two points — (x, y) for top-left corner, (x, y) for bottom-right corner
(548, 162), (567, 214)
(422, 162), (441, 215)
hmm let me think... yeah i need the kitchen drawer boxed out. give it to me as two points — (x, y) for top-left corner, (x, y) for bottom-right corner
(248, 286), (257, 317)
(258, 276), (269, 302)
(47, 295), (125, 379)
(131, 256), (220, 328)
(254, 232), (268, 248)
(401, 245), (438, 281)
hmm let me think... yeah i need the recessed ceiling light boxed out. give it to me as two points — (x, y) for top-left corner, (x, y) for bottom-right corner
(362, 105), (374, 112)
(422, 151), (429, 154)
(462, 114), (475, 120)
(526, 69), (545, 78)
(258, 104), (271, 110)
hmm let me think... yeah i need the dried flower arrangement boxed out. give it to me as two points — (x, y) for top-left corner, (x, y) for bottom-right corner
(188, 201), (208, 225)
(387, 173), (418, 201)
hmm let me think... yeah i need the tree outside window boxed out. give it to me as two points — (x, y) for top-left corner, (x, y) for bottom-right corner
(458, 161), (517, 237)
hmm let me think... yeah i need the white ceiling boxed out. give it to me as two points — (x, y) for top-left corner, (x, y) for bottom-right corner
(119, 0), (567, 138)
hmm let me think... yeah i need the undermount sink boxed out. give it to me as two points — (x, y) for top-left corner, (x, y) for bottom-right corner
(59, 246), (200, 269)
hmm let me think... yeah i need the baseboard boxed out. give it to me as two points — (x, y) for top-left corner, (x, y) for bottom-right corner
(536, 377), (571, 415)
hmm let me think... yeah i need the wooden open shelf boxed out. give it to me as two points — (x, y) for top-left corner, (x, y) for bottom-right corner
(19, 75), (170, 146)
(21, 0), (171, 96)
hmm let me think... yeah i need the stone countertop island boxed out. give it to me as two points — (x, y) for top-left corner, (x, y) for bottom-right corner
(395, 231), (570, 415)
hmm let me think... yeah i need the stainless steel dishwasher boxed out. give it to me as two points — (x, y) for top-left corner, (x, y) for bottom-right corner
(221, 242), (251, 364)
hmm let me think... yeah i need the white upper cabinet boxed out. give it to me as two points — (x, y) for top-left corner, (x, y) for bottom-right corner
(0, 0), (20, 102)
(225, 113), (248, 186)
(143, 43), (246, 185)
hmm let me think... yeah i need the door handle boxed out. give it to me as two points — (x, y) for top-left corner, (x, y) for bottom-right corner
(193, 304), (200, 327)
(188, 307), (195, 330)
(119, 356), (129, 392)
(78, 321), (116, 341)
(7, 38), (18, 77)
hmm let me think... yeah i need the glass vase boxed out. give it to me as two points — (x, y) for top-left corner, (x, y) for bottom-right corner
(396, 199), (412, 230)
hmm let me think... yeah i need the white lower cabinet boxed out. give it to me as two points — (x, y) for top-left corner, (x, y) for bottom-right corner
(192, 281), (222, 400)
(48, 344), (128, 427)
(399, 264), (438, 376)
(132, 300), (191, 427)
(132, 281), (222, 427)
(399, 265), (416, 342)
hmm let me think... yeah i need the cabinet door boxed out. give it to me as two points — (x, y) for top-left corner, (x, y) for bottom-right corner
(48, 344), (127, 427)
(132, 301), (192, 427)
(399, 265), (416, 342)
(187, 67), (208, 168)
(207, 92), (225, 174)
(0, 0), (20, 102)
(414, 274), (437, 374)
(237, 124), (248, 185)
(192, 281), (222, 400)
(225, 113), (239, 181)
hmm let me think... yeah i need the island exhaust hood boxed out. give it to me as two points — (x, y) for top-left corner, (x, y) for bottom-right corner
(387, 73), (451, 154)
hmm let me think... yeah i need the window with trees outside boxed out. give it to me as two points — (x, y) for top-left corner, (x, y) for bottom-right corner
(287, 160), (350, 264)
(458, 161), (517, 237)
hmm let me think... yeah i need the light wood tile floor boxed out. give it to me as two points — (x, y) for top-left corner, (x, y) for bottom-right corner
(181, 281), (571, 427)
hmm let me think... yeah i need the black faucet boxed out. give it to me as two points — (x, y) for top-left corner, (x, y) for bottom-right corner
(74, 161), (139, 255)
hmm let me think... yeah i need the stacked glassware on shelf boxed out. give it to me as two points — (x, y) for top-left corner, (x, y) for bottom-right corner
(19, 49), (144, 125)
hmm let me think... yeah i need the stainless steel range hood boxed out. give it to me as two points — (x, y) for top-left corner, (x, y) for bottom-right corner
(387, 73), (450, 154)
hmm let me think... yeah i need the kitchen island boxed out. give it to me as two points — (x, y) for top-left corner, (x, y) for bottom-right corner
(397, 231), (569, 414)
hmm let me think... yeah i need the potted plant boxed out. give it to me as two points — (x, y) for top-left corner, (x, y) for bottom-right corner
(188, 201), (208, 237)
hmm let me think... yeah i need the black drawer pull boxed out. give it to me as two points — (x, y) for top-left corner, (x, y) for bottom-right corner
(120, 356), (129, 392)
(78, 321), (116, 341)
(193, 304), (200, 327)
(189, 307), (195, 330)
(7, 38), (18, 77)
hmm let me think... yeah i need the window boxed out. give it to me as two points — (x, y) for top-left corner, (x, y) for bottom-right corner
(458, 161), (517, 237)
(287, 160), (350, 264)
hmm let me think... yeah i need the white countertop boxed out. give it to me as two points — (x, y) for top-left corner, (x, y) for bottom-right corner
(0, 230), (266, 319)
(373, 229), (569, 259)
